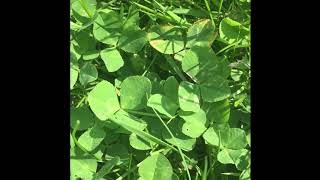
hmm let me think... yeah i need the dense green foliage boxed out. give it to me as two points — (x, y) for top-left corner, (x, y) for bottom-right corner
(70, 0), (250, 179)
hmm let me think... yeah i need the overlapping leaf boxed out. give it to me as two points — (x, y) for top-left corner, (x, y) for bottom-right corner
(138, 153), (173, 180)
(203, 99), (230, 124)
(70, 61), (79, 89)
(100, 48), (124, 72)
(79, 63), (98, 86)
(72, 30), (96, 54)
(163, 76), (179, 104)
(220, 128), (248, 149)
(219, 17), (250, 45)
(217, 148), (248, 165)
(87, 80), (120, 120)
(147, 94), (179, 118)
(130, 133), (154, 150)
(118, 28), (147, 53)
(120, 76), (152, 110)
(178, 109), (207, 138)
(186, 19), (216, 48)
(162, 119), (196, 151)
(71, 0), (97, 24)
(147, 25), (184, 54)
(178, 81), (200, 112)
(182, 45), (231, 102)
(78, 125), (106, 151)
(70, 105), (96, 130)
(93, 9), (122, 45)
(70, 147), (97, 180)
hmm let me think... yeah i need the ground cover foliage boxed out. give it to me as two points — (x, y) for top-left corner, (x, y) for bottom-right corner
(70, 0), (251, 179)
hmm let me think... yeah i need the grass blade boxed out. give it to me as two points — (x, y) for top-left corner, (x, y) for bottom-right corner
(93, 157), (120, 179)
(164, 55), (187, 81)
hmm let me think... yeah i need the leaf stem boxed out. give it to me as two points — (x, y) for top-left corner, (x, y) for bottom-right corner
(125, 109), (169, 119)
(202, 156), (208, 180)
(142, 54), (158, 76)
(195, 172), (199, 180)
(221, 172), (241, 176)
(150, 148), (166, 155)
(151, 108), (192, 180)
(128, 154), (132, 180)
(71, 120), (103, 162)
(218, 130), (222, 153)
(164, 55), (187, 81)
(203, 0), (215, 28)
(109, 114), (202, 175)
(132, 2), (155, 14)
(218, 0), (224, 15)
(138, 9), (157, 18)
(216, 41), (240, 55)
(79, 0), (93, 18)
(116, 163), (140, 180)
(76, 96), (86, 108)
(207, 159), (217, 178)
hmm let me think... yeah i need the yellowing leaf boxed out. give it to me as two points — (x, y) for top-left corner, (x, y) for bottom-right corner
(147, 25), (184, 54)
